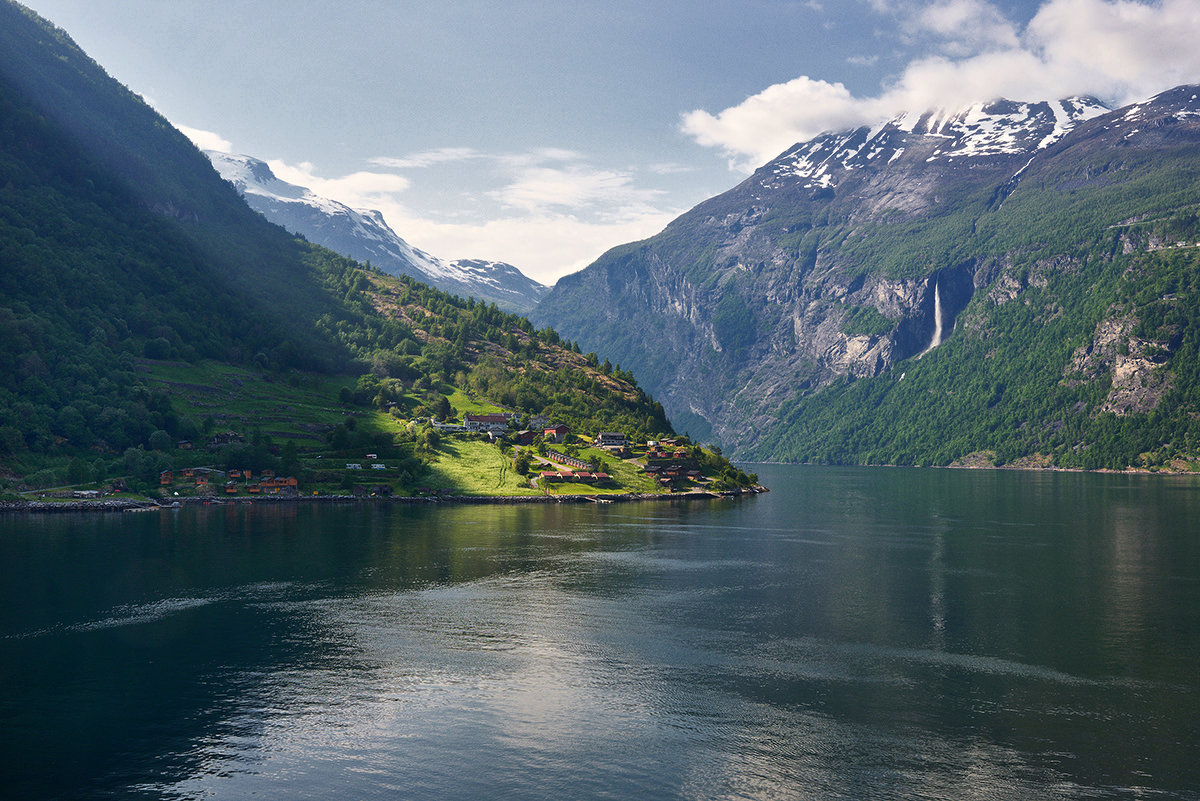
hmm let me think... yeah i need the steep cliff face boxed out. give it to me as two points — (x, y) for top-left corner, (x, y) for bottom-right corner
(536, 87), (1200, 466)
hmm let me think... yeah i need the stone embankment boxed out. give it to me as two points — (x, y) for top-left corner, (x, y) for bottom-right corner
(0, 486), (768, 514)
(0, 499), (158, 513)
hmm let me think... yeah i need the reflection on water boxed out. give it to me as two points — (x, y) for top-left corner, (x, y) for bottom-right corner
(2, 466), (1200, 800)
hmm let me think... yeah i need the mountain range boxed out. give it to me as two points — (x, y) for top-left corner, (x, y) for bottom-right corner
(6, 0), (1200, 475)
(204, 152), (547, 315)
(536, 87), (1200, 469)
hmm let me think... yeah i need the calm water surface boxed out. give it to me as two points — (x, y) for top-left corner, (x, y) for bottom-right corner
(2, 465), (1199, 800)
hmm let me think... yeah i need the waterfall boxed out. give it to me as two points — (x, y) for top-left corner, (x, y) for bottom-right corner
(920, 281), (943, 357)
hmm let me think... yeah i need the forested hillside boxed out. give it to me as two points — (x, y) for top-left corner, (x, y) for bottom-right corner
(0, 1), (687, 496)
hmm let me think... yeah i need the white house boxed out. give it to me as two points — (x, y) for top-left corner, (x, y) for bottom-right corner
(464, 413), (510, 433)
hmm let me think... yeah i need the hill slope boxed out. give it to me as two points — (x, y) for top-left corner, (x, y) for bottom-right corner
(536, 88), (1200, 470)
(0, 1), (696, 495)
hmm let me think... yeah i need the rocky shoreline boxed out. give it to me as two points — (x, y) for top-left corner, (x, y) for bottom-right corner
(0, 486), (768, 515)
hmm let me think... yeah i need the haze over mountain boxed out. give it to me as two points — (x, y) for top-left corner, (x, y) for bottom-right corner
(206, 152), (548, 315)
(536, 87), (1200, 470)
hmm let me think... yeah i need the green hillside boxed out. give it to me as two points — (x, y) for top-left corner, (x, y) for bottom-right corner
(756, 214), (1200, 470)
(0, 1), (765, 500)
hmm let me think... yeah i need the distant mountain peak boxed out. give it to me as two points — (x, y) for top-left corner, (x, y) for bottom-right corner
(766, 95), (1110, 192)
(205, 151), (548, 314)
(536, 84), (1200, 465)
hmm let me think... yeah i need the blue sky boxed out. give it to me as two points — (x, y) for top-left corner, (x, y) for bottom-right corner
(19, 0), (1200, 283)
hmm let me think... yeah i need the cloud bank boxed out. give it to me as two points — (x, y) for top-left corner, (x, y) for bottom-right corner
(683, 0), (1200, 169)
(193, 142), (678, 284)
(178, 125), (232, 153)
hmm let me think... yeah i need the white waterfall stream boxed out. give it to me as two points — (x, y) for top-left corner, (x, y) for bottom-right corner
(920, 281), (944, 357)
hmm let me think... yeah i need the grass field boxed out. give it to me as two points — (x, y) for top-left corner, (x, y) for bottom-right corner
(446, 388), (508, 417)
(423, 439), (541, 496)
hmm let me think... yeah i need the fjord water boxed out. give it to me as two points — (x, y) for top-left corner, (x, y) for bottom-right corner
(3, 466), (1199, 800)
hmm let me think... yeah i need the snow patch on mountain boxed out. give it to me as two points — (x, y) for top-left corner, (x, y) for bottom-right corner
(766, 96), (1109, 191)
(206, 152), (548, 313)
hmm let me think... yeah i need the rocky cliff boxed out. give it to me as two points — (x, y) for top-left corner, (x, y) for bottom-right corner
(536, 87), (1200, 468)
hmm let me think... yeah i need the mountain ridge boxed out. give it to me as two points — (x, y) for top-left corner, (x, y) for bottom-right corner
(206, 151), (548, 315)
(535, 85), (1200, 470)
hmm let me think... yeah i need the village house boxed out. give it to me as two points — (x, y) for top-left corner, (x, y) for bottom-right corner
(544, 423), (570, 444)
(256, 476), (299, 494)
(537, 470), (613, 485)
(546, 449), (590, 470)
(594, 432), (627, 448)
(208, 431), (243, 448)
(594, 431), (630, 456)
(464, 413), (510, 433)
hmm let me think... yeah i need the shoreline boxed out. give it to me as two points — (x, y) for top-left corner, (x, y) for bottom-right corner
(0, 486), (769, 515)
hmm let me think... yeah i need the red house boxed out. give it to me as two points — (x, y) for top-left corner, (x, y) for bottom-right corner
(544, 423), (570, 444)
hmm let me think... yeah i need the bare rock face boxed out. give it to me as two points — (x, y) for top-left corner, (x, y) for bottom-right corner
(1069, 316), (1174, 415)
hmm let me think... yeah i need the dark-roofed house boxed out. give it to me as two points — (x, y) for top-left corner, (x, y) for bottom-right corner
(544, 423), (570, 444)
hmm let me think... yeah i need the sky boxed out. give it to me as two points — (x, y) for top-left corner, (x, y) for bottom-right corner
(19, 0), (1200, 285)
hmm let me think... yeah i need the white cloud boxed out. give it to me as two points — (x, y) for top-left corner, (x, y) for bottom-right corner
(847, 54), (880, 67)
(384, 212), (680, 285)
(681, 76), (878, 170)
(648, 162), (696, 175)
(177, 124), (232, 152)
(1026, 0), (1200, 102)
(253, 149), (680, 284)
(266, 160), (411, 204)
(370, 148), (482, 169)
(683, 0), (1200, 169)
(915, 0), (1020, 54)
(490, 165), (667, 218)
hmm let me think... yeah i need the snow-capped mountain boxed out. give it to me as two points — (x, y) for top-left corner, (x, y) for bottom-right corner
(536, 86), (1200, 461)
(765, 96), (1109, 192)
(206, 152), (548, 314)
